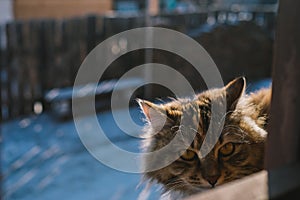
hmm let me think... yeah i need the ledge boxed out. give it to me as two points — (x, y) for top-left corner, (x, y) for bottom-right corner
(186, 163), (300, 200)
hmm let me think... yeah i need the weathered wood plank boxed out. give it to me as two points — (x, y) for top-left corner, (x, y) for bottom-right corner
(186, 163), (300, 200)
(6, 22), (22, 118)
(265, 0), (300, 169)
(93, 16), (105, 46)
(42, 19), (64, 90)
(0, 25), (4, 121)
(186, 171), (268, 200)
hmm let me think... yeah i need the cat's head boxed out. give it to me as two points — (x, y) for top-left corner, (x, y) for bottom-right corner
(138, 77), (266, 195)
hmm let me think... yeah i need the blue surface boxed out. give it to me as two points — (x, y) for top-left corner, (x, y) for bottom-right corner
(246, 78), (272, 93)
(2, 107), (161, 200)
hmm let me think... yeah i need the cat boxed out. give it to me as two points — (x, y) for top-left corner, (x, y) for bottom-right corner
(137, 77), (271, 199)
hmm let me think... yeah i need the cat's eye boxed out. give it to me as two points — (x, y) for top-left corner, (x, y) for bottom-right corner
(180, 150), (196, 161)
(219, 142), (235, 157)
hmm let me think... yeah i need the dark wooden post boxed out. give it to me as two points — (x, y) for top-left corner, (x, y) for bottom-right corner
(265, 0), (300, 198)
(265, 0), (300, 170)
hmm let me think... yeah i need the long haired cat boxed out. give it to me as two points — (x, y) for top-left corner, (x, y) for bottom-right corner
(138, 77), (271, 199)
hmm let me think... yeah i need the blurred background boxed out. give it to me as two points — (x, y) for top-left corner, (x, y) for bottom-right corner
(1, 0), (276, 199)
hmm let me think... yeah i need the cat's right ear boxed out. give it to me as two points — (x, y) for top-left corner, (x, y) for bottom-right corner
(225, 77), (246, 110)
(136, 99), (167, 125)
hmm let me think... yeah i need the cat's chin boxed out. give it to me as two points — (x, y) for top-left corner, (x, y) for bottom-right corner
(164, 186), (212, 200)
(190, 185), (212, 193)
(189, 183), (215, 190)
(176, 184), (213, 196)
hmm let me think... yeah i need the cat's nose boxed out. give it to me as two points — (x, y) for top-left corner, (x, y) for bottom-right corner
(206, 175), (219, 187)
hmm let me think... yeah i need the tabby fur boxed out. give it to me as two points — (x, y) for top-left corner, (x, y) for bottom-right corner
(138, 77), (271, 198)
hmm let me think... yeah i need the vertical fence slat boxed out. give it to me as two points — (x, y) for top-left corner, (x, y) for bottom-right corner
(21, 22), (31, 114)
(94, 16), (104, 46)
(43, 20), (64, 90)
(30, 21), (44, 105)
(0, 25), (3, 122)
(0, 25), (2, 197)
(6, 22), (21, 118)
(26, 21), (43, 112)
(64, 19), (77, 87)
(86, 15), (97, 53)
(4, 23), (11, 120)
(16, 21), (25, 116)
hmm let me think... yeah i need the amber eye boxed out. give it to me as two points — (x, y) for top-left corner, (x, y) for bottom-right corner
(180, 150), (196, 161)
(219, 143), (235, 157)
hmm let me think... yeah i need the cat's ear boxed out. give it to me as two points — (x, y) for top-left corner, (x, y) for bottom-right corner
(136, 99), (168, 124)
(225, 77), (246, 110)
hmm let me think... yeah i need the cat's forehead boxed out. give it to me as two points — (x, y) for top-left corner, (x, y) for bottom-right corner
(162, 97), (212, 133)
(164, 95), (211, 110)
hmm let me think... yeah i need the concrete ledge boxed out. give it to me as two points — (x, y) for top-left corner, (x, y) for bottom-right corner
(186, 171), (267, 200)
(186, 163), (300, 200)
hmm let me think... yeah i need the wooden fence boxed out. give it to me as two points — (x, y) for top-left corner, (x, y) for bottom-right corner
(0, 6), (277, 121)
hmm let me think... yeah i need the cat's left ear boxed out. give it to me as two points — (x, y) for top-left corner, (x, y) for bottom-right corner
(136, 99), (167, 124)
(225, 77), (246, 110)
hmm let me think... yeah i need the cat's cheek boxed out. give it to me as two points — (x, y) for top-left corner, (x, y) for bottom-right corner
(169, 162), (189, 175)
(170, 167), (185, 175)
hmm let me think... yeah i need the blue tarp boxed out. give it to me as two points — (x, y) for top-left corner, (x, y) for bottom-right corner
(2, 107), (160, 200)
